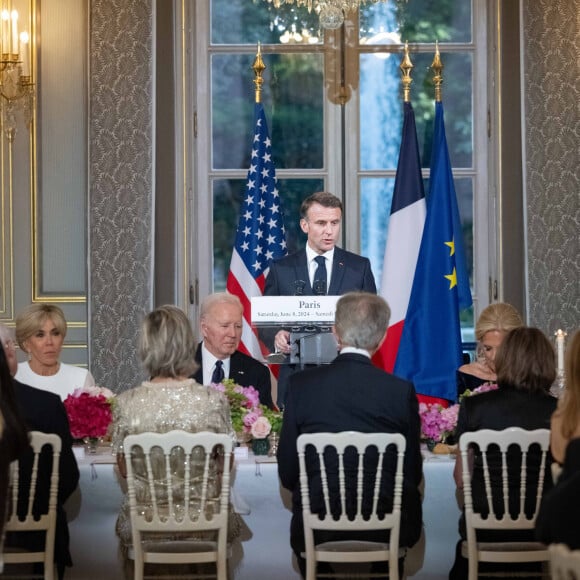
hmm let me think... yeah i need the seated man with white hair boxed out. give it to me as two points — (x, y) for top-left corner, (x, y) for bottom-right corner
(192, 292), (274, 409)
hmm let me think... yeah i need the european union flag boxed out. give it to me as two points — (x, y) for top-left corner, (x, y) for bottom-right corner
(394, 101), (472, 402)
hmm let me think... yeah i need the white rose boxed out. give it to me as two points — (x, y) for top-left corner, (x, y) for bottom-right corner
(250, 416), (272, 439)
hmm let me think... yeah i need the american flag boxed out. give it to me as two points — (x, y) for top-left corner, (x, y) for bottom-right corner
(226, 103), (287, 361)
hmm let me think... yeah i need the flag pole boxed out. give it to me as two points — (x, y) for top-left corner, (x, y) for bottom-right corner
(431, 40), (443, 103)
(253, 42), (266, 104)
(400, 40), (414, 103)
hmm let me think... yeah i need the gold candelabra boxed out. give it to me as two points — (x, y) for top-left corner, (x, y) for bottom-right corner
(0, 3), (34, 137)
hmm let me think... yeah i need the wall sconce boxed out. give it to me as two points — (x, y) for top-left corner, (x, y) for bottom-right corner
(0, 4), (34, 140)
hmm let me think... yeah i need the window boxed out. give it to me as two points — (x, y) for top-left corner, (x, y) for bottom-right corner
(192, 0), (488, 335)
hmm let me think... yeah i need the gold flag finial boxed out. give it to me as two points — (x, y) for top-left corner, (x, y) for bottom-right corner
(400, 41), (414, 103)
(431, 40), (444, 103)
(252, 42), (266, 104)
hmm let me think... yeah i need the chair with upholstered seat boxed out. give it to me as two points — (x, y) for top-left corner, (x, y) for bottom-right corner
(459, 427), (551, 580)
(123, 430), (233, 580)
(549, 543), (580, 579)
(2, 430), (61, 580)
(297, 431), (406, 580)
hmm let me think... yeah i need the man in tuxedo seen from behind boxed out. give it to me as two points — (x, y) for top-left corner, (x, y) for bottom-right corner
(277, 292), (423, 578)
(192, 292), (274, 409)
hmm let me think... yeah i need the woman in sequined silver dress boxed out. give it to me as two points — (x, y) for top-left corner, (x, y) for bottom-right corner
(111, 305), (239, 572)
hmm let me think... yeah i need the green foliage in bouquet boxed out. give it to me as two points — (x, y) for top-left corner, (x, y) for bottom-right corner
(211, 378), (282, 435)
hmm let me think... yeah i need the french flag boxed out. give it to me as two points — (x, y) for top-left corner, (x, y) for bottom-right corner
(373, 102), (426, 373)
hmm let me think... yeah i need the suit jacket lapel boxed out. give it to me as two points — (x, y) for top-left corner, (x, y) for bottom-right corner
(294, 249), (312, 295)
(229, 351), (245, 382)
(328, 247), (346, 295)
(193, 343), (203, 383)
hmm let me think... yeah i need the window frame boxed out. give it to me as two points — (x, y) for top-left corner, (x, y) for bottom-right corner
(187, 0), (492, 322)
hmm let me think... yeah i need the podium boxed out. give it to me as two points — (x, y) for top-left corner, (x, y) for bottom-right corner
(251, 296), (340, 367)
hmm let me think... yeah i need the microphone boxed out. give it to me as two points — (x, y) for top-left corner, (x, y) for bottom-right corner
(294, 280), (306, 296)
(313, 280), (327, 296)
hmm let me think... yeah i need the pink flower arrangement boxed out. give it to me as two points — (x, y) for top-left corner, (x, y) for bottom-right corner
(64, 386), (115, 439)
(419, 383), (499, 443)
(210, 379), (282, 437)
(419, 403), (459, 443)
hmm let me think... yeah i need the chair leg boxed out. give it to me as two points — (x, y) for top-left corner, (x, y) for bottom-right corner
(389, 555), (399, 580)
(467, 555), (478, 580)
(305, 556), (317, 580)
(44, 561), (55, 580)
(217, 553), (227, 580)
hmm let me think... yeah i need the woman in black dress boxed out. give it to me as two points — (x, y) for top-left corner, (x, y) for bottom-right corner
(0, 332), (29, 541)
(450, 327), (557, 579)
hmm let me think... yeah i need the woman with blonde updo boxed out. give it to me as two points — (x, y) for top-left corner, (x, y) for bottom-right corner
(15, 303), (95, 401)
(457, 302), (523, 396)
(549, 330), (580, 465)
(112, 305), (240, 577)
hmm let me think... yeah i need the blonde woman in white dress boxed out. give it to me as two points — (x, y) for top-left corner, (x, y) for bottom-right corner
(15, 303), (95, 401)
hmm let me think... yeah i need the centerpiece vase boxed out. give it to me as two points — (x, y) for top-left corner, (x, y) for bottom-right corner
(268, 433), (279, 457)
(236, 431), (251, 447)
(83, 437), (101, 454)
(425, 439), (438, 453)
(252, 437), (270, 456)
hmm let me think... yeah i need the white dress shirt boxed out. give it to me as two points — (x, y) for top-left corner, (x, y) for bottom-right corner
(339, 346), (371, 358)
(201, 342), (231, 385)
(306, 245), (334, 290)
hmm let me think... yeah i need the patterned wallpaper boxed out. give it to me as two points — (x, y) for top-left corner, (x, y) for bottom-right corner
(523, 0), (580, 335)
(88, 0), (154, 392)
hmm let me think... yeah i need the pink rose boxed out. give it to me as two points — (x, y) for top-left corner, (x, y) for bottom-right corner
(250, 416), (272, 439)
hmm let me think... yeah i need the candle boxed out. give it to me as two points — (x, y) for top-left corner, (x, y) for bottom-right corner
(555, 329), (566, 376)
(11, 9), (17, 56)
(1, 10), (9, 55)
(19, 30), (28, 77)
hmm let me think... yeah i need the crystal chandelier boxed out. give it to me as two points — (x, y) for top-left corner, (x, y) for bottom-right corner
(0, 5), (34, 139)
(264, 0), (391, 29)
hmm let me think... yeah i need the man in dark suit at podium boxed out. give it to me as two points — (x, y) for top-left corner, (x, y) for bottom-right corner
(277, 292), (423, 578)
(264, 191), (377, 406)
(192, 292), (274, 409)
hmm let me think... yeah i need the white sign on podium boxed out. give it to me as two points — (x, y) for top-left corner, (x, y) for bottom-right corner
(251, 295), (339, 326)
(251, 296), (339, 366)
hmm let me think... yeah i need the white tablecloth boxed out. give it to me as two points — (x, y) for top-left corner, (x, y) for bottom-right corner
(65, 446), (459, 580)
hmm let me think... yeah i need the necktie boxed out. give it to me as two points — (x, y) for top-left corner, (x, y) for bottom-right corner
(313, 255), (327, 295)
(211, 360), (225, 384)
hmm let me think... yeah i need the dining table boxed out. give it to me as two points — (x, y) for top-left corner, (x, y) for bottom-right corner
(65, 444), (459, 580)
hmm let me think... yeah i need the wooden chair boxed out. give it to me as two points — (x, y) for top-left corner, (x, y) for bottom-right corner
(297, 431), (406, 580)
(123, 430), (233, 580)
(459, 427), (551, 579)
(2, 431), (61, 580)
(549, 544), (580, 579)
